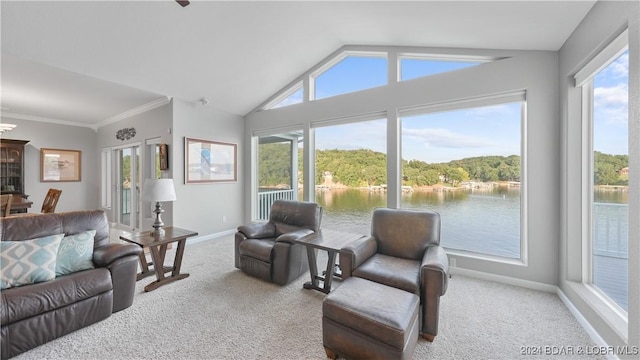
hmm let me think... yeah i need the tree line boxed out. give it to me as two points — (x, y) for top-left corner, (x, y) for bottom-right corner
(258, 143), (628, 188)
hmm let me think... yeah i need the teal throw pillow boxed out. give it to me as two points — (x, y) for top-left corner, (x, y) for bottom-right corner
(55, 230), (96, 277)
(1, 234), (64, 289)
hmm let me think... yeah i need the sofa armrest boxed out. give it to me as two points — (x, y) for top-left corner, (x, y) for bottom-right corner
(275, 228), (314, 244)
(93, 243), (142, 268)
(237, 222), (276, 239)
(420, 245), (449, 296)
(339, 235), (377, 279)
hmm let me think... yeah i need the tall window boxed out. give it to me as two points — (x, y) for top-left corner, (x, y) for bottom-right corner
(314, 118), (387, 234)
(576, 32), (629, 311)
(401, 97), (524, 259)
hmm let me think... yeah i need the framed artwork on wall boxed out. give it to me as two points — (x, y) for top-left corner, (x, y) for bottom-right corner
(40, 148), (82, 182)
(185, 137), (237, 183)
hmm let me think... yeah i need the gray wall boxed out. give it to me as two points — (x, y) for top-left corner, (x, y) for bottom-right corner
(246, 47), (561, 287)
(559, 0), (639, 351)
(171, 98), (244, 236)
(97, 102), (173, 226)
(0, 117), (98, 212)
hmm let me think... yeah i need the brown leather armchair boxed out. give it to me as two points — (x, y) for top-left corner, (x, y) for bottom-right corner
(340, 208), (449, 342)
(234, 200), (322, 285)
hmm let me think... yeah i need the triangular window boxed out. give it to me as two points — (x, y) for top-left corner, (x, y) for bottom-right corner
(400, 56), (485, 81)
(265, 82), (303, 110)
(313, 53), (387, 100)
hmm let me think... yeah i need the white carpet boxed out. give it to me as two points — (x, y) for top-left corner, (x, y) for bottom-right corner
(15, 235), (602, 359)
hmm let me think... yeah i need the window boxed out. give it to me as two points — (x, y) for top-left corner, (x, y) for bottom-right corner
(254, 130), (303, 220)
(312, 53), (387, 100)
(400, 96), (524, 259)
(576, 31), (629, 311)
(313, 118), (387, 234)
(399, 55), (484, 81)
(265, 82), (303, 110)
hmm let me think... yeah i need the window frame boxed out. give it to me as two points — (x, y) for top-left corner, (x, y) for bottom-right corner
(398, 92), (528, 264)
(576, 35), (629, 315)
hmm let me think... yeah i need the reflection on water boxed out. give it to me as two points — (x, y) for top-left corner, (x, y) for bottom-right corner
(316, 187), (521, 258)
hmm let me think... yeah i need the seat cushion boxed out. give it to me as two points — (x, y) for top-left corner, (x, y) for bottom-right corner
(238, 238), (275, 263)
(353, 253), (420, 295)
(323, 277), (419, 350)
(0, 268), (112, 325)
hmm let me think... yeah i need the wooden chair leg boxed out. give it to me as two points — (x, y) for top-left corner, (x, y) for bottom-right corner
(324, 347), (338, 359)
(422, 333), (435, 342)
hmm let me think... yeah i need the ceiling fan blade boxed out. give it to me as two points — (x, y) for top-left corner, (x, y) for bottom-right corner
(176, 0), (190, 7)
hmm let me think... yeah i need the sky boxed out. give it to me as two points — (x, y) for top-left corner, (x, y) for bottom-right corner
(593, 50), (629, 156)
(288, 52), (628, 164)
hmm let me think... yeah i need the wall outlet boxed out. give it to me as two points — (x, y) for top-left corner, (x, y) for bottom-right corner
(450, 257), (456, 268)
(222, 216), (227, 223)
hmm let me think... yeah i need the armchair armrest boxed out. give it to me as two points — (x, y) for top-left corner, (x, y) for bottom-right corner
(339, 235), (377, 279)
(93, 243), (142, 267)
(275, 228), (314, 244)
(238, 222), (276, 239)
(420, 245), (449, 296)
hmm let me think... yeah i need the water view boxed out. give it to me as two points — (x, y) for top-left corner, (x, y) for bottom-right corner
(317, 186), (521, 258)
(314, 186), (629, 310)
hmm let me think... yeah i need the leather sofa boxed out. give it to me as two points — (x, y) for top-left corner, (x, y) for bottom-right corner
(234, 200), (322, 285)
(0, 210), (142, 358)
(340, 208), (449, 342)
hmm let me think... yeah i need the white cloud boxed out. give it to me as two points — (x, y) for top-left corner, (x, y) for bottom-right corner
(608, 52), (629, 79)
(402, 127), (493, 149)
(594, 83), (628, 106)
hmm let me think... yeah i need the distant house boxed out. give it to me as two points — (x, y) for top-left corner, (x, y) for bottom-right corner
(620, 167), (629, 176)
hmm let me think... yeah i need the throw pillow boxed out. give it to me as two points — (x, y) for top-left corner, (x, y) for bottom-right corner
(0, 234), (64, 289)
(55, 230), (96, 277)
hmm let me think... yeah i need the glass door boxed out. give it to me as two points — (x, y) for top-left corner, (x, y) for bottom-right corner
(116, 145), (141, 230)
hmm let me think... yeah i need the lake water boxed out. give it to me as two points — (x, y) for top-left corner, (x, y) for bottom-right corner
(316, 186), (628, 259)
(316, 186), (522, 258)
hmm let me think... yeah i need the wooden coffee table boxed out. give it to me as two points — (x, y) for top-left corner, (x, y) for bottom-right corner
(294, 229), (367, 294)
(119, 227), (198, 292)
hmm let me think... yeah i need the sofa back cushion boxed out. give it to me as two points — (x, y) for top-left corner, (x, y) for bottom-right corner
(0, 210), (110, 248)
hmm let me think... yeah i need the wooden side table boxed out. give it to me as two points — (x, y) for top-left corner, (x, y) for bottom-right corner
(294, 229), (367, 294)
(120, 227), (198, 292)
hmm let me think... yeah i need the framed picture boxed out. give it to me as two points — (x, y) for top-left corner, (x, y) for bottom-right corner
(41, 148), (82, 182)
(185, 137), (237, 183)
(159, 144), (169, 170)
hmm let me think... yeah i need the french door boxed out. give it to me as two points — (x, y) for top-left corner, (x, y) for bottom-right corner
(116, 145), (141, 230)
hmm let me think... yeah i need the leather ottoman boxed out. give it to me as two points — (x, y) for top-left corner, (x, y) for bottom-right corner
(322, 277), (420, 360)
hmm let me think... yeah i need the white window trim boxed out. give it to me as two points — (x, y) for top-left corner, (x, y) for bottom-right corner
(100, 147), (112, 209)
(262, 81), (303, 110)
(572, 27), (630, 339)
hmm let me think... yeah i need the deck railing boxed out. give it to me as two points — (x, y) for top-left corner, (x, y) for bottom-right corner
(257, 189), (296, 220)
(593, 202), (628, 259)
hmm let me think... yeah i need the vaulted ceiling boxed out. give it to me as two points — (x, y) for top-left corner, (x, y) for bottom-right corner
(1, 1), (596, 128)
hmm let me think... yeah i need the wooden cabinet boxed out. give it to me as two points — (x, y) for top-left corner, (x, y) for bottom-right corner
(1, 139), (29, 198)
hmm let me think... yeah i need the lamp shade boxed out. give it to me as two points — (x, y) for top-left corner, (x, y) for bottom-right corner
(142, 178), (177, 202)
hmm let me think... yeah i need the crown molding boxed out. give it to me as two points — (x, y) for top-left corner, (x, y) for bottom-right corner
(0, 96), (172, 131)
(0, 112), (93, 129)
(96, 96), (172, 129)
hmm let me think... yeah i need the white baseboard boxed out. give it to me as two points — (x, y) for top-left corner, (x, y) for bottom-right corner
(186, 229), (236, 245)
(451, 266), (617, 359)
(450, 266), (557, 293)
(556, 288), (618, 360)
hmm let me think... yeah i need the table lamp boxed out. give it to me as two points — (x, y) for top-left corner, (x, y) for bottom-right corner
(142, 178), (176, 236)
